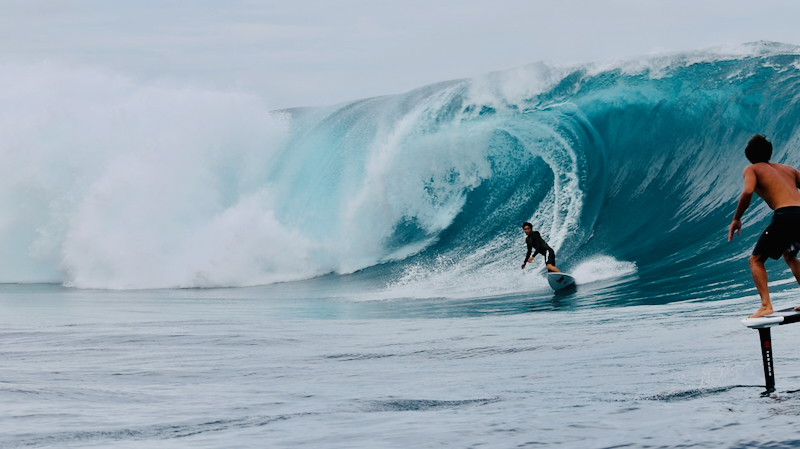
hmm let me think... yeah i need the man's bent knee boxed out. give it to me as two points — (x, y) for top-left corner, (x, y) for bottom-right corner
(750, 254), (766, 267)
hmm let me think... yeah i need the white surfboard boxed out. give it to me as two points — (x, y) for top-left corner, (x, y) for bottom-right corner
(741, 307), (800, 328)
(547, 272), (575, 291)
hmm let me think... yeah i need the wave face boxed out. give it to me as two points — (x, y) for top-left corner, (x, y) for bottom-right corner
(3, 42), (800, 293)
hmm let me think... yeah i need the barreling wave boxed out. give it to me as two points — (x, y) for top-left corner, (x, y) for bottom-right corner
(2, 42), (800, 293)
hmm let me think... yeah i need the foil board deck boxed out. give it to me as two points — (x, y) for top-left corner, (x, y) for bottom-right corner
(741, 307), (800, 329)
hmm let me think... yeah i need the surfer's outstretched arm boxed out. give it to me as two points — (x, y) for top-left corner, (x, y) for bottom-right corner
(521, 249), (535, 269)
(729, 167), (756, 241)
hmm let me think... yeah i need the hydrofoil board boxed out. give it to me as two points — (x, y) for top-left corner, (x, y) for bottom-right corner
(547, 272), (575, 291)
(741, 307), (800, 329)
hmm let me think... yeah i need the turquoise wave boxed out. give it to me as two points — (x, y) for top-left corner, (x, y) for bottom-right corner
(274, 42), (800, 299)
(2, 42), (799, 294)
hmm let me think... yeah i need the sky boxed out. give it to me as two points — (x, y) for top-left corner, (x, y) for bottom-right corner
(2, 0), (800, 109)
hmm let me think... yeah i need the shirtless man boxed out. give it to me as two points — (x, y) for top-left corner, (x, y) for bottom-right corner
(521, 222), (561, 273)
(728, 135), (800, 318)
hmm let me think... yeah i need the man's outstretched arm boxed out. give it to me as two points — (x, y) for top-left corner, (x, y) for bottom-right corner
(729, 167), (757, 241)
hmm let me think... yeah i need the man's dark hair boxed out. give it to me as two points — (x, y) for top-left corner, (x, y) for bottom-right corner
(745, 134), (772, 164)
(522, 222), (533, 229)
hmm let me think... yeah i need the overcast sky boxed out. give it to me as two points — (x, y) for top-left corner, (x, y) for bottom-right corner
(2, 0), (800, 109)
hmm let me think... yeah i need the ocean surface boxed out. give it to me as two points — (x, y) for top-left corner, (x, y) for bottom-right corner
(4, 41), (800, 447)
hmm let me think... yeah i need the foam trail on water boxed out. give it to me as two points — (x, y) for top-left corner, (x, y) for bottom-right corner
(570, 256), (637, 285)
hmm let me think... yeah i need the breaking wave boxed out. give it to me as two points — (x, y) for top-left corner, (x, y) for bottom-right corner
(2, 42), (800, 294)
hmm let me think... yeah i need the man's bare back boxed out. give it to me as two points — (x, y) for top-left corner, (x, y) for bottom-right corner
(749, 163), (800, 210)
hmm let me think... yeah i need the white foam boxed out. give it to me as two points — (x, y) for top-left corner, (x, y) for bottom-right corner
(380, 254), (552, 300)
(0, 63), (322, 288)
(466, 41), (800, 110)
(374, 253), (636, 301)
(570, 256), (638, 285)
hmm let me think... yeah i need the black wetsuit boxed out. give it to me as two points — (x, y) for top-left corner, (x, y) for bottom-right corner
(753, 206), (800, 260)
(524, 231), (556, 267)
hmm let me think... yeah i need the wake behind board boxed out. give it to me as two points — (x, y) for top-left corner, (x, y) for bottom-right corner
(547, 272), (575, 291)
(741, 307), (800, 328)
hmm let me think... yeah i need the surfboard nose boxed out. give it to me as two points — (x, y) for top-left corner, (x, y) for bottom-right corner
(547, 272), (575, 291)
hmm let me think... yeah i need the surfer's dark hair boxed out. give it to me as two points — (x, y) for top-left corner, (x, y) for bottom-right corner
(745, 135), (772, 164)
(522, 222), (533, 229)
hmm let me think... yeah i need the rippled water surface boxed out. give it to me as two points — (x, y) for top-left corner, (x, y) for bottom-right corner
(3, 281), (800, 448)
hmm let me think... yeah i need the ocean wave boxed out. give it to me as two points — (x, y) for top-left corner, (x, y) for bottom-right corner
(2, 42), (799, 291)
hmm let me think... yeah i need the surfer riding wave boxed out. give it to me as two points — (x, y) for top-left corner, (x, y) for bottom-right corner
(520, 222), (561, 273)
